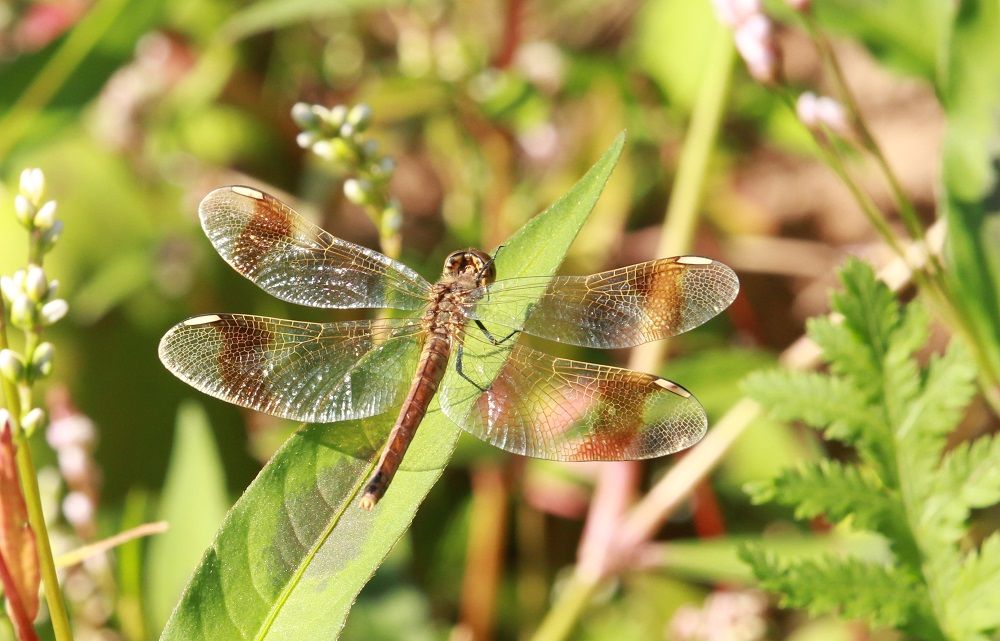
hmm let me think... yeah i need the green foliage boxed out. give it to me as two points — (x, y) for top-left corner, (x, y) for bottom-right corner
(938, 0), (1000, 391)
(742, 259), (998, 641)
(147, 402), (229, 631)
(157, 134), (625, 641)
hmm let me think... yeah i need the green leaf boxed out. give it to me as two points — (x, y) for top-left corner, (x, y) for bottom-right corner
(747, 460), (903, 537)
(943, 533), (1000, 641)
(899, 341), (976, 448)
(929, 434), (1000, 545)
(158, 133), (626, 641)
(742, 370), (879, 447)
(939, 0), (1000, 386)
(831, 259), (900, 368)
(740, 546), (925, 631)
(805, 316), (870, 390)
(147, 402), (229, 632)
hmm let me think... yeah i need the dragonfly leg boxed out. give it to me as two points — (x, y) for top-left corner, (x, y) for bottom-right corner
(455, 343), (487, 392)
(474, 320), (519, 345)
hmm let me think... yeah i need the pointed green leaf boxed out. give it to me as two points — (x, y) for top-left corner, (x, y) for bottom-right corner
(158, 133), (626, 641)
(148, 402), (230, 632)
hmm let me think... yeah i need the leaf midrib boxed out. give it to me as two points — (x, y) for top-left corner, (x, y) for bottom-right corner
(252, 448), (377, 641)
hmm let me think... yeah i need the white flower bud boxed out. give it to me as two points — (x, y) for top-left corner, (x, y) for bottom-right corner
(290, 102), (318, 129)
(346, 103), (372, 130)
(326, 105), (348, 128)
(296, 131), (319, 149)
(19, 168), (45, 205)
(58, 447), (89, 482)
(0, 409), (9, 429)
(40, 298), (69, 325)
(39, 220), (63, 253)
(338, 122), (356, 138)
(796, 92), (849, 136)
(21, 407), (46, 434)
(31, 342), (55, 378)
(24, 265), (48, 302)
(14, 195), (34, 227)
(311, 140), (334, 160)
(33, 201), (57, 230)
(62, 491), (94, 526)
(343, 178), (372, 205)
(0, 275), (18, 303)
(10, 294), (34, 328)
(0, 349), (25, 383)
(734, 14), (779, 84)
(47, 415), (96, 450)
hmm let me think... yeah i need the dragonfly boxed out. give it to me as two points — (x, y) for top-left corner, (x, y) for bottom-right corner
(158, 186), (739, 509)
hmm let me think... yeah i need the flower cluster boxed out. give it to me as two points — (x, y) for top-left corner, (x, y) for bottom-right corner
(712, 0), (780, 84)
(291, 102), (402, 257)
(669, 590), (768, 641)
(0, 169), (67, 436)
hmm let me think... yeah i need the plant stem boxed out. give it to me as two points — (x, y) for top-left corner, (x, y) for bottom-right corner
(0, 297), (74, 641)
(530, 25), (735, 641)
(802, 19), (931, 254)
(529, 573), (600, 641)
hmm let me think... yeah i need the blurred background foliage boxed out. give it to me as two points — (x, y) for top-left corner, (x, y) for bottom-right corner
(0, 0), (996, 640)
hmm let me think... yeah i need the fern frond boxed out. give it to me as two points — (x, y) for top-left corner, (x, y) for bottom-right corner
(742, 370), (880, 445)
(745, 461), (908, 545)
(739, 545), (926, 630)
(902, 341), (977, 447)
(831, 259), (900, 366)
(927, 434), (1000, 545)
(942, 533), (1000, 641)
(807, 315), (877, 397)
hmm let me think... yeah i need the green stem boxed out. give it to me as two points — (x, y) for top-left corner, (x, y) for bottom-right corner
(531, 24), (735, 641)
(634, 20), (734, 374)
(0, 297), (74, 641)
(803, 19), (931, 254)
(0, 0), (131, 158)
(660, 33), (735, 257)
(529, 574), (600, 641)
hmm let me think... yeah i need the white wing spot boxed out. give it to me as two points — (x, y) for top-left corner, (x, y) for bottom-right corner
(654, 378), (690, 397)
(676, 256), (713, 265)
(231, 186), (264, 199)
(184, 315), (223, 326)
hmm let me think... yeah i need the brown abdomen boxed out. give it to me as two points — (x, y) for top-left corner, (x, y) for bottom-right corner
(359, 333), (451, 509)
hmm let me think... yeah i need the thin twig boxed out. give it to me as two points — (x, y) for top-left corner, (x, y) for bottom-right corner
(54, 521), (169, 569)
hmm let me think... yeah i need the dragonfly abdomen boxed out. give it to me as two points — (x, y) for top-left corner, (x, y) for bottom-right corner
(359, 332), (452, 509)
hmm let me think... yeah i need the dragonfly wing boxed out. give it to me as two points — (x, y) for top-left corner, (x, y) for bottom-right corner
(159, 314), (423, 423)
(199, 186), (430, 310)
(468, 257), (738, 348)
(438, 332), (707, 461)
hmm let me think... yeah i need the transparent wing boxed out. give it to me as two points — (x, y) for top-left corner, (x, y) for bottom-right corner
(199, 186), (430, 310)
(438, 332), (707, 461)
(468, 257), (738, 348)
(158, 314), (423, 423)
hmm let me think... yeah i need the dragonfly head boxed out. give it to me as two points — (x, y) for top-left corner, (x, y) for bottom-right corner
(443, 249), (496, 286)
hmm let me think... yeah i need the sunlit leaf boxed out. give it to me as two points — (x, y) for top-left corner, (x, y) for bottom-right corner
(148, 402), (229, 632)
(158, 133), (626, 641)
